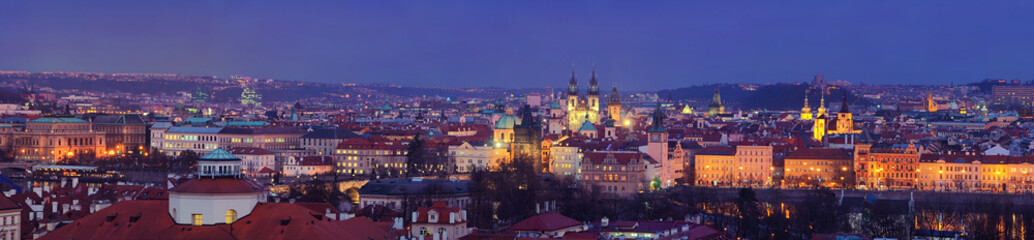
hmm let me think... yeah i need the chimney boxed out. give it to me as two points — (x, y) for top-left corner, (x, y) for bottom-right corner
(412, 212), (419, 223)
(33, 187), (41, 197)
(72, 178), (79, 188)
(536, 203), (540, 214)
(601, 217), (609, 227)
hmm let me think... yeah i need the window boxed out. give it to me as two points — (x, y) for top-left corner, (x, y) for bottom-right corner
(192, 214), (203, 226)
(226, 210), (237, 223)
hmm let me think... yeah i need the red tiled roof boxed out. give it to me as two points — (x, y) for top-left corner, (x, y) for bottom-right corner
(39, 200), (394, 240)
(510, 212), (581, 232)
(0, 194), (20, 211)
(168, 178), (262, 194)
(414, 201), (464, 224)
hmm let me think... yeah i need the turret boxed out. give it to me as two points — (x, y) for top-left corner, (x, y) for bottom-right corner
(567, 71), (578, 111)
(587, 70), (600, 112)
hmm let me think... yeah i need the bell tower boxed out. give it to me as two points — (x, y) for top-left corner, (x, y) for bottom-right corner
(588, 70), (600, 112)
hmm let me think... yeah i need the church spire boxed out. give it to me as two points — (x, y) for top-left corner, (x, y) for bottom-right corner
(839, 89), (850, 113)
(609, 86), (621, 103)
(803, 89), (810, 109)
(588, 69), (599, 95)
(712, 88), (722, 106)
(568, 70), (578, 96)
(648, 101), (666, 132)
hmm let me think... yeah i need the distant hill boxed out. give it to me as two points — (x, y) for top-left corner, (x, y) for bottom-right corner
(658, 83), (870, 111)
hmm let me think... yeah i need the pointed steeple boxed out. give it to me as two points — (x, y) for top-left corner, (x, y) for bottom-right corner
(803, 89), (811, 109)
(568, 70), (578, 96)
(712, 88), (722, 106)
(609, 86), (621, 103)
(839, 89), (850, 113)
(648, 102), (666, 132)
(588, 69), (599, 95)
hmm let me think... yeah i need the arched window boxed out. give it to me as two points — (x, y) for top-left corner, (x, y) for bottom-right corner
(226, 209), (237, 223)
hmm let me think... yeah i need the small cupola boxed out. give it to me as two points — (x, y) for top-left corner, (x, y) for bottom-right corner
(197, 149), (243, 178)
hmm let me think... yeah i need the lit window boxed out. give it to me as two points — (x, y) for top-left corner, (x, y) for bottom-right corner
(192, 214), (203, 226)
(226, 210), (237, 223)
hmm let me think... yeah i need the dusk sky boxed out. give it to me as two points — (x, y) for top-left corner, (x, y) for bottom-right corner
(2, 1), (1034, 90)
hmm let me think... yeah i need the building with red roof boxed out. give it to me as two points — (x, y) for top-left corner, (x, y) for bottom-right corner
(510, 212), (583, 238)
(168, 149), (263, 226)
(0, 193), (22, 240)
(409, 201), (472, 240)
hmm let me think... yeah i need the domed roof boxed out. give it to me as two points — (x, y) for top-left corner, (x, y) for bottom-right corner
(578, 120), (597, 131)
(495, 115), (517, 129)
(550, 101), (562, 110)
(199, 149), (240, 161)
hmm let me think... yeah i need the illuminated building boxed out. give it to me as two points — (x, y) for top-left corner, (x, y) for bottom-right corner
(91, 114), (147, 155)
(926, 92), (938, 112)
(734, 144), (774, 187)
(580, 151), (650, 198)
(239, 87), (262, 107)
(168, 149), (263, 225)
(449, 141), (508, 173)
(512, 105), (544, 172)
(694, 146), (735, 186)
(283, 156), (334, 177)
(229, 147), (275, 177)
(300, 128), (360, 156)
(854, 143), (921, 190)
(409, 201), (472, 240)
(565, 71), (601, 130)
(812, 92), (827, 140)
(784, 148), (853, 188)
(646, 104), (671, 187)
(800, 90), (813, 120)
(546, 101), (565, 134)
(12, 117), (106, 164)
(157, 127), (223, 156)
(607, 86), (622, 125)
(492, 114), (517, 144)
(706, 88), (725, 117)
(334, 136), (407, 176)
(217, 127), (304, 150)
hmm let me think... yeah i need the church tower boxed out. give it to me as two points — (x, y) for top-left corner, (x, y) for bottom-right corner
(836, 89), (853, 134)
(608, 86), (622, 126)
(513, 105), (544, 172)
(813, 90), (827, 140)
(817, 90), (827, 116)
(801, 89), (813, 120)
(707, 88), (725, 116)
(646, 103), (669, 187)
(567, 71), (578, 112)
(926, 92), (938, 112)
(588, 70), (600, 112)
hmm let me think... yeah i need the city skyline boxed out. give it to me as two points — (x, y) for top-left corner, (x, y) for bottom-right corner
(4, 1), (1034, 90)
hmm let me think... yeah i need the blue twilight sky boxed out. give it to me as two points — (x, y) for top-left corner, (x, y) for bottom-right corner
(2, 1), (1034, 90)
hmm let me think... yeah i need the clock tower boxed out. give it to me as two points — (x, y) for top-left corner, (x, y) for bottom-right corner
(647, 103), (669, 187)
